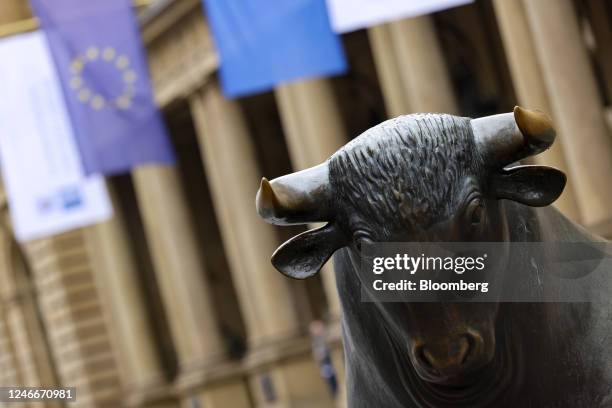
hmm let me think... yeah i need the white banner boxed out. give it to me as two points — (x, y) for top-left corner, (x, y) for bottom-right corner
(326, 0), (473, 33)
(0, 32), (112, 242)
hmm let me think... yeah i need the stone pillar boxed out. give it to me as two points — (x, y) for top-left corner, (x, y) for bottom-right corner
(132, 166), (224, 367)
(131, 165), (250, 407)
(0, 236), (24, 404)
(368, 24), (410, 117)
(190, 80), (336, 408)
(0, 306), (24, 408)
(83, 185), (176, 408)
(190, 83), (299, 346)
(0, 0), (30, 25)
(582, 0), (612, 101)
(0, 229), (58, 387)
(24, 230), (122, 407)
(523, 0), (612, 230)
(369, 16), (458, 116)
(492, 0), (580, 220)
(273, 79), (346, 407)
(0, 306), (19, 382)
(274, 79), (344, 320)
(0, 223), (29, 388)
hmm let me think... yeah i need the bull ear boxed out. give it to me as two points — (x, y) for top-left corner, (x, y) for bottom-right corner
(271, 223), (346, 279)
(492, 165), (566, 206)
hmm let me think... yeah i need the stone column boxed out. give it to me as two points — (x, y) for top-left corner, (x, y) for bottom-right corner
(190, 81), (336, 408)
(132, 166), (224, 368)
(0, 220), (59, 402)
(83, 185), (175, 408)
(0, 222), (29, 387)
(190, 83), (300, 347)
(368, 24), (410, 117)
(0, 221), (26, 408)
(132, 165), (230, 364)
(492, 0), (580, 220)
(274, 79), (344, 320)
(369, 16), (458, 116)
(582, 0), (612, 101)
(273, 79), (346, 407)
(131, 165), (250, 407)
(0, 305), (23, 404)
(0, 0), (30, 25)
(24, 230), (122, 408)
(523, 0), (612, 230)
(2, 298), (60, 408)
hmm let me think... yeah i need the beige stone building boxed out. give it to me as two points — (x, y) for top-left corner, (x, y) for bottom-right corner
(0, 0), (611, 407)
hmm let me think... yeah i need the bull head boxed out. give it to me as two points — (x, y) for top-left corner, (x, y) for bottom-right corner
(256, 106), (565, 279)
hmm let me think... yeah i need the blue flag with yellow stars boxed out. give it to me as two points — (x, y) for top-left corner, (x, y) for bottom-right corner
(202, 0), (347, 98)
(31, 0), (175, 175)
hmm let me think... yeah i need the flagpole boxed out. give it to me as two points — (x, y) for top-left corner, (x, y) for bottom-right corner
(0, 0), (154, 40)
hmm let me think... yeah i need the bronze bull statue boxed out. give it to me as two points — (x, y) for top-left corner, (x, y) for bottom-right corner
(256, 107), (612, 407)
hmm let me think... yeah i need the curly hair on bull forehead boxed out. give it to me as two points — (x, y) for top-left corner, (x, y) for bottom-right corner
(329, 113), (478, 238)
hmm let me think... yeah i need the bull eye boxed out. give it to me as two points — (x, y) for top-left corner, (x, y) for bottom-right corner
(466, 198), (485, 226)
(353, 230), (373, 252)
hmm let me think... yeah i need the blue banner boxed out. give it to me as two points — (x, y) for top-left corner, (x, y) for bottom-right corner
(31, 0), (175, 175)
(202, 0), (348, 98)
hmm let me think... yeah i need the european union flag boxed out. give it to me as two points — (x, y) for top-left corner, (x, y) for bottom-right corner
(31, 0), (175, 175)
(202, 0), (348, 98)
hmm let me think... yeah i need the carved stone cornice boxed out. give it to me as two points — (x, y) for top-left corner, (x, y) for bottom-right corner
(141, 0), (218, 108)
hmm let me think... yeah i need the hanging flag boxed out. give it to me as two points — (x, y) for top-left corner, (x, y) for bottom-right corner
(326, 0), (473, 33)
(202, 0), (347, 98)
(0, 32), (112, 241)
(30, 0), (175, 175)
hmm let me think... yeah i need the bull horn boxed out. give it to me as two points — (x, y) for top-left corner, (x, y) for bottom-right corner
(256, 162), (332, 225)
(471, 106), (556, 166)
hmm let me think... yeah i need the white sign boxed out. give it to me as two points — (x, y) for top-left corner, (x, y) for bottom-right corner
(0, 32), (112, 241)
(326, 0), (473, 33)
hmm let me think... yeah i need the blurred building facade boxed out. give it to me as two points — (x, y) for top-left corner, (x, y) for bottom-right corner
(0, 0), (611, 407)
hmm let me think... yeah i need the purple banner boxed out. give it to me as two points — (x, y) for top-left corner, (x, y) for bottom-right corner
(31, 0), (175, 175)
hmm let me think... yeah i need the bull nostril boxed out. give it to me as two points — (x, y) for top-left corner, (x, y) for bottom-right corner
(421, 348), (436, 368)
(419, 335), (472, 372)
(414, 344), (439, 375)
(458, 334), (472, 365)
(415, 345), (430, 368)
